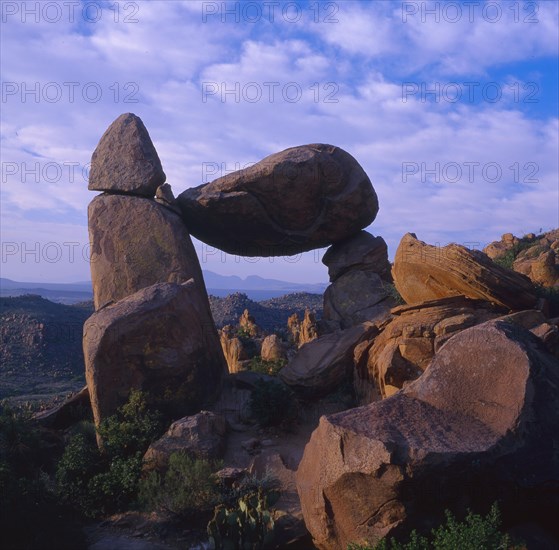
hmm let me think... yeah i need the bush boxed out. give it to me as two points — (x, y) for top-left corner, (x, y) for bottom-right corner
(347, 503), (516, 550)
(56, 390), (162, 518)
(248, 380), (298, 428)
(247, 356), (286, 376)
(139, 452), (223, 517)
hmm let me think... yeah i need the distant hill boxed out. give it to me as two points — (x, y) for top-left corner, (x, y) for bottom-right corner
(1, 272), (327, 303)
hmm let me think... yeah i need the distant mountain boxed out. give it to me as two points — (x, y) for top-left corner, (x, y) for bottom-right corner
(0, 272), (327, 303)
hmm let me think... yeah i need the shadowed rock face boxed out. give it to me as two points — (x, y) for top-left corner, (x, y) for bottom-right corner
(88, 113), (166, 197)
(84, 281), (227, 427)
(392, 233), (537, 310)
(177, 144), (379, 256)
(296, 320), (559, 549)
(88, 194), (207, 311)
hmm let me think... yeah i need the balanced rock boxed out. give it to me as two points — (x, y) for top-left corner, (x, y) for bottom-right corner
(143, 411), (227, 472)
(360, 296), (499, 399)
(392, 233), (537, 310)
(84, 281), (226, 427)
(297, 320), (559, 549)
(88, 113), (165, 197)
(88, 194), (207, 310)
(280, 323), (377, 398)
(322, 231), (391, 282)
(177, 144), (378, 256)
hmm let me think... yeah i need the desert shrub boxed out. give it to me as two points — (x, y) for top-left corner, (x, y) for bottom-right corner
(385, 282), (405, 305)
(56, 390), (162, 517)
(493, 249), (516, 270)
(139, 452), (223, 517)
(347, 503), (515, 550)
(248, 380), (298, 428)
(248, 356), (287, 376)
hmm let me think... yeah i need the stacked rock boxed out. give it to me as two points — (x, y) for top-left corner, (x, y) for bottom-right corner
(84, 113), (226, 429)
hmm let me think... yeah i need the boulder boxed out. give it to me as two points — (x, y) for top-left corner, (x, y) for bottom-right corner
(155, 182), (181, 214)
(261, 334), (287, 362)
(177, 144), (378, 256)
(143, 411), (227, 472)
(322, 231), (391, 282)
(483, 232), (520, 260)
(280, 323), (377, 398)
(88, 194), (207, 310)
(392, 233), (537, 310)
(297, 320), (559, 549)
(33, 385), (90, 429)
(84, 281), (226, 427)
(88, 113), (165, 197)
(513, 246), (558, 287)
(287, 310), (318, 349)
(363, 296), (499, 399)
(323, 270), (393, 329)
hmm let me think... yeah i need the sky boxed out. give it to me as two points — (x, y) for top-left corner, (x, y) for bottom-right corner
(1, 0), (558, 284)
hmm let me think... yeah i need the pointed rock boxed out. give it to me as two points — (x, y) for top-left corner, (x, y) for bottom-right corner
(89, 113), (166, 197)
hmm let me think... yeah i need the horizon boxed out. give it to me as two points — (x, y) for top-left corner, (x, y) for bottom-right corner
(1, 1), (558, 284)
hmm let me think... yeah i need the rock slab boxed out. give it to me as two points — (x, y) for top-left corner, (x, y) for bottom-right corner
(178, 144), (379, 256)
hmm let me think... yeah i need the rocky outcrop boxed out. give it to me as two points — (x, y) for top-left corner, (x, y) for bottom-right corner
(287, 310), (319, 348)
(297, 320), (559, 549)
(280, 323), (377, 398)
(177, 144), (378, 256)
(143, 411), (227, 472)
(239, 309), (260, 338)
(88, 113), (165, 197)
(260, 334), (286, 362)
(219, 325), (249, 374)
(322, 231), (391, 282)
(361, 296), (500, 399)
(392, 233), (537, 310)
(84, 281), (226, 427)
(513, 244), (559, 287)
(483, 232), (520, 260)
(88, 194), (207, 311)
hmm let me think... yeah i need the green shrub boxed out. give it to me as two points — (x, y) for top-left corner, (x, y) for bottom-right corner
(248, 380), (298, 428)
(347, 503), (515, 550)
(248, 356), (287, 376)
(56, 390), (162, 517)
(139, 452), (223, 517)
(385, 282), (405, 305)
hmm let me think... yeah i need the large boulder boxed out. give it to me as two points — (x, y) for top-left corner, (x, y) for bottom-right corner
(84, 281), (227, 427)
(392, 233), (537, 310)
(177, 144), (378, 256)
(362, 296), (499, 399)
(88, 113), (166, 197)
(322, 231), (391, 283)
(261, 334), (287, 362)
(143, 411), (227, 472)
(297, 320), (559, 549)
(88, 194), (207, 310)
(280, 323), (377, 398)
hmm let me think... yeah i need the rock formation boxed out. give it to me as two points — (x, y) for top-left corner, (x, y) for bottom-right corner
(287, 310), (319, 348)
(219, 325), (249, 374)
(392, 233), (537, 310)
(297, 320), (559, 549)
(84, 281), (226, 426)
(177, 144), (379, 256)
(88, 113), (165, 197)
(260, 334), (287, 362)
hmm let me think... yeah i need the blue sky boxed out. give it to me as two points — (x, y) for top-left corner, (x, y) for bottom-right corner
(1, 0), (558, 283)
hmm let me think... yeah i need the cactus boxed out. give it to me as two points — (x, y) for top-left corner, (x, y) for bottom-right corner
(207, 488), (279, 549)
